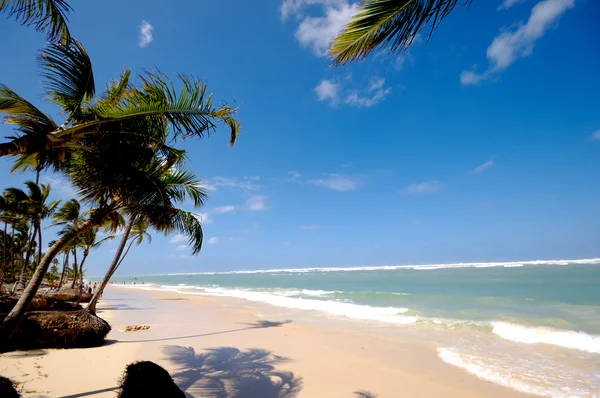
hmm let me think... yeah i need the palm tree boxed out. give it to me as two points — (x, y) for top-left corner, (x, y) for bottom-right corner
(0, 41), (238, 342)
(52, 199), (83, 288)
(329, 0), (472, 65)
(0, 40), (239, 161)
(0, 0), (73, 43)
(76, 227), (113, 288)
(86, 217), (151, 313)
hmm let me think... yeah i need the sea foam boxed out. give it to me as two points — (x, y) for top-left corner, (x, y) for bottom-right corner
(492, 322), (600, 354)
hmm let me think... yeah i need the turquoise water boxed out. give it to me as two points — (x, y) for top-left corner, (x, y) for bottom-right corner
(109, 259), (600, 397)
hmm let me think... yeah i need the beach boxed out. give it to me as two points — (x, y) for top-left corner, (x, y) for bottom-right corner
(0, 285), (536, 397)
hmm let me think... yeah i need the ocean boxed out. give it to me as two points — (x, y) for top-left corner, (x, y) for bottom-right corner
(109, 258), (600, 397)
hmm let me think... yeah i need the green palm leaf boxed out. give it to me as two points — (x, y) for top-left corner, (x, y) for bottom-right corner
(329, 0), (472, 65)
(0, 0), (72, 43)
(39, 40), (95, 119)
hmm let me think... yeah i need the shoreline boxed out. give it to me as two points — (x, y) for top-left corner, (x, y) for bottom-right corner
(0, 285), (535, 397)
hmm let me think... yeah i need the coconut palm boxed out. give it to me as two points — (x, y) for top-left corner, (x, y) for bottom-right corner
(0, 40), (239, 161)
(329, 0), (472, 65)
(0, 41), (237, 342)
(86, 217), (151, 313)
(52, 199), (83, 288)
(76, 227), (113, 288)
(0, 0), (73, 43)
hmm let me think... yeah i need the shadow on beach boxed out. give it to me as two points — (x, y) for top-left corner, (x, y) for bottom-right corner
(164, 345), (302, 398)
(118, 320), (292, 343)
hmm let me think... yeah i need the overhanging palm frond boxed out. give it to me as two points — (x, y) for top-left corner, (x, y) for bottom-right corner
(95, 69), (131, 110)
(0, 0), (72, 43)
(57, 71), (240, 146)
(39, 40), (95, 119)
(161, 169), (208, 208)
(0, 84), (59, 160)
(329, 0), (472, 65)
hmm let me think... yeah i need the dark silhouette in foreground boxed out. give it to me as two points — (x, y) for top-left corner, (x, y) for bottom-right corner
(117, 361), (185, 398)
(164, 346), (303, 398)
(354, 391), (378, 398)
(0, 376), (20, 398)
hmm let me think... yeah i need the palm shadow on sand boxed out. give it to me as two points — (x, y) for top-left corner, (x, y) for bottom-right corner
(164, 345), (302, 398)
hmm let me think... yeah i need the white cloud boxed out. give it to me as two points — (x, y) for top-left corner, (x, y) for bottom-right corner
(309, 174), (358, 191)
(193, 212), (213, 224)
(207, 237), (219, 245)
(345, 77), (392, 107)
(498, 0), (527, 10)
(139, 20), (154, 48)
(175, 244), (188, 251)
(40, 174), (78, 200)
(208, 176), (260, 191)
(288, 170), (302, 180)
(214, 205), (236, 214)
(294, 2), (357, 56)
(316, 76), (392, 108)
(404, 181), (444, 195)
(170, 234), (187, 244)
(472, 160), (494, 174)
(590, 130), (600, 141)
(246, 195), (269, 211)
(461, 0), (574, 85)
(281, 0), (346, 19)
(314, 79), (340, 105)
(300, 224), (322, 230)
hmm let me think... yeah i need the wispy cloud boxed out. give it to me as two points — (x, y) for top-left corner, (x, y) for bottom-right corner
(139, 20), (154, 48)
(288, 170), (302, 180)
(291, 1), (356, 56)
(404, 181), (444, 195)
(315, 76), (392, 108)
(214, 205), (236, 214)
(412, 220), (421, 225)
(498, 0), (527, 10)
(246, 195), (269, 211)
(40, 174), (77, 200)
(170, 234), (187, 244)
(345, 77), (392, 107)
(315, 79), (340, 105)
(460, 0), (574, 85)
(207, 237), (219, 245)
(300, 224), (322, 230)
(309, 174), (358, 191)
(206, 176), (260, 191)
(175, 244), (188, 251)
(472, 160), (494, 174)
(590, 130), (600, 141)
(193, 212), (213, 224)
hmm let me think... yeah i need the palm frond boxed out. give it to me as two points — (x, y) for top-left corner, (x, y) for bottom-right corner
(39, 40), (95, 119)
(94, 69), (131, 110)
(329, 0), (471, 65)
(161, 169), (208, 207)
(0, 0), (72, 43)
(65, 71), (239, 146)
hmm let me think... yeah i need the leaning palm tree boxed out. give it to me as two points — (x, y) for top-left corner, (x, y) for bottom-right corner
(0, 0), (73, 43)
(0, 41), (238, 342)
(329, 0), (472, 65)
(52, 199), (83, 288)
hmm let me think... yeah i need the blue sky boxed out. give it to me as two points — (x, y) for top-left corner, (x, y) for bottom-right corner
(1, 0), (599, 276)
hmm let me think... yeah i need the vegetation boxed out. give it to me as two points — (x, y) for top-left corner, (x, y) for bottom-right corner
(0, 0), (240, 346)
(0, 0), (73, 43)
(329, 0), (473, 65)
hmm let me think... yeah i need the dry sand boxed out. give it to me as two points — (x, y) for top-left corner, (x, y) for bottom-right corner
(0, 286), (534, 397)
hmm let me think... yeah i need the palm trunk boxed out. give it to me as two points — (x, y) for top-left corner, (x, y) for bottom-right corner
(16, 225), (37, 292)
(58, 250), (69, 288)
(86, 217), (135, 313)
(37, 220), (42, 267)
(8, 224), (15, 282)
(70, 248), (78, 289)
(2, 222), (7, 277)
(79, 251), (88, 288)
(0, 217), (98, 346)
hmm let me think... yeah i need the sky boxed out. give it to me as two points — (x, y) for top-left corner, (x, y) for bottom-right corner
(0, 0), (599, 276)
